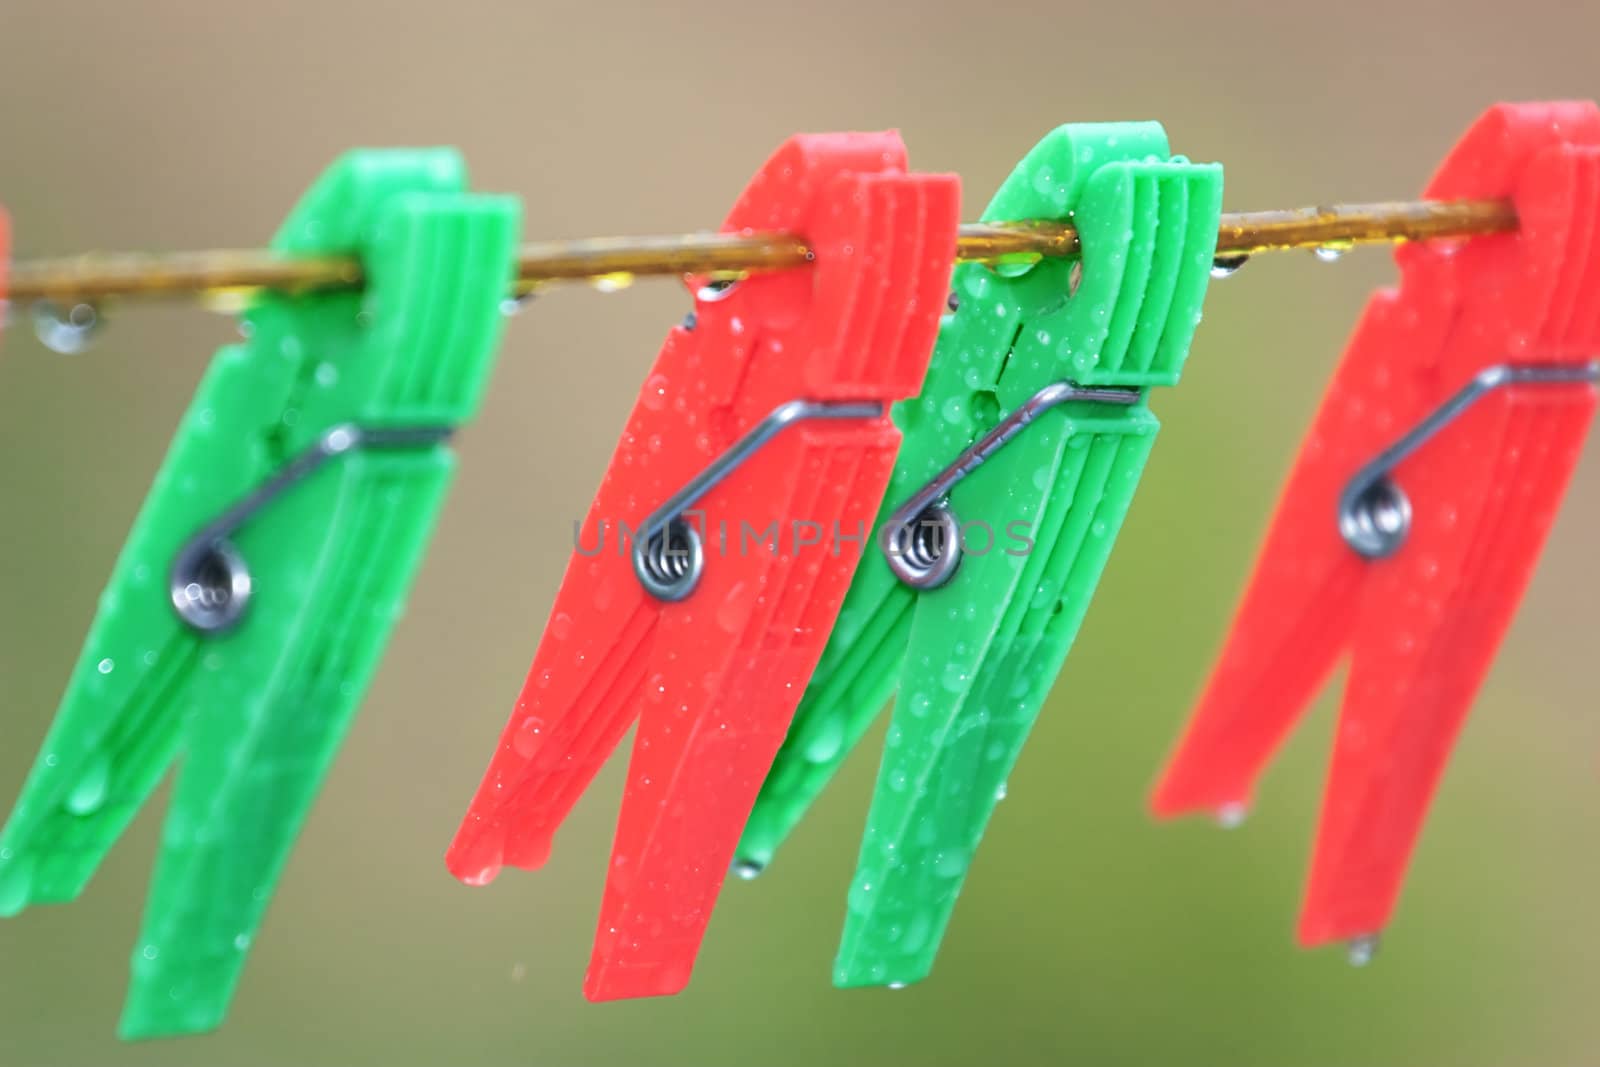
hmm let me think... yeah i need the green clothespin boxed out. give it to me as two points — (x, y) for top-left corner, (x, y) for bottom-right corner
(737, 123), (1222, 987)
(0, 151), (519, 1038)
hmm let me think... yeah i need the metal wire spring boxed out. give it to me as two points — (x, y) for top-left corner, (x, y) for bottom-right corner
(637, 519), (698, 587)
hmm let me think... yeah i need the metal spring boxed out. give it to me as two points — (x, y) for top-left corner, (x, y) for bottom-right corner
(631, 517), (704, 602)
(168, 422), (453, 633)
(627, 398), (884, 601)
(884, 501), (963, 589)
(880, 381), (1141, 589)
(169, 541), (254, 632)
(1337, 360), (1600, 559)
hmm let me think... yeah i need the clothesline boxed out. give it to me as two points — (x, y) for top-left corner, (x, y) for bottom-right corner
(5, 198), (1514, 307)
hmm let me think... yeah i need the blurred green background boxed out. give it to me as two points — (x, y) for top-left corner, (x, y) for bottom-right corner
(2, 2), (1598, 1064)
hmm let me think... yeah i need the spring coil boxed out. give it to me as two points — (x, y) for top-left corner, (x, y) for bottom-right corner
(632, 517), (704, 602)
(884, 501), (962, 590)
(170, 540), (253, 632)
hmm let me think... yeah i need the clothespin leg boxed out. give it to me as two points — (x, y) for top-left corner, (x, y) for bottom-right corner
(0, 341), (282, 918)
(734, 520), (917, 874)
(835, 419), (1157, 986)
(1301, 338), (1598, 947)
(1149, 293), (1448, 821)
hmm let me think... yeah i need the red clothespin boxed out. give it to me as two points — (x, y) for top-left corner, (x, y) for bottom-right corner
(1152, 101), (1600, 954)
(448, 133), (959, 999)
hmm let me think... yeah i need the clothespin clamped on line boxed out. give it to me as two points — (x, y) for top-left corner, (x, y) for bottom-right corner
(1151, 101), (1600, 958)
(0, 151), (519, 1038)
(447, 132), (960, 1001)
(738, 123), (1223, 988)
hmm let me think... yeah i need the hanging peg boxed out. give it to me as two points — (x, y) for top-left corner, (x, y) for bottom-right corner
(739, 123), (1224, 988)
(446, 132), (959, 1001)
(0, 151), (520, 1038)
(1151, 101), (1600, 952)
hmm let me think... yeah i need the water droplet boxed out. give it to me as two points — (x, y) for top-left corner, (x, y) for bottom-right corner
(1215, 802), (1248, 829)
(847, 875), (876, 914)
(933, 849), (967, 878)
(803, 717), (845, 763)
(500, 292), (537, 317)
(1210, 254), (1250, 279)
(97, 658), (115, 675)
(142, 945), (160, 961)
(716, 582), (749, 633)
(1346, 933), (1380, 967)
(697, 277), (739, 303)
(1313, 241), (1353, 263)
(32, 301), (102, 355)
(888, 981), (908, 990)
(945, 291), (960, 312)
(233, 933), (251, 951)
(641, 374), (670, 411)
(732, 860), (764, 881)
(591, 272), (635, 293)
(66, 759), (111, 816)
(940, 661), (969, 692)
(512, 716), (546, 758)
(314, 362), (339, 387)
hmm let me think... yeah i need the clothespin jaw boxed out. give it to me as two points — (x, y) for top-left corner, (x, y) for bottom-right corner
(1150, 101), (1600, 951)
(740, 123), (1223, 988)
(445, 132), (959, 1002)
(0, 150), (519, 1038)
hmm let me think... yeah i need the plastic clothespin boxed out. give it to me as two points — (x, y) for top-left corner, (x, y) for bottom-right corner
(738, 123), (1223, 987)
(446, 132), (959, 1001)
(1151, 101), (1600, 955)
(0, 151), (519, 1038)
